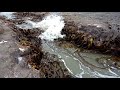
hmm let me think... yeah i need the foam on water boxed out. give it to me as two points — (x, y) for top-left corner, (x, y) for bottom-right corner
(24, 14), (65, 41)
(61, 59), (74, 75)
(0, 12), (15, 19)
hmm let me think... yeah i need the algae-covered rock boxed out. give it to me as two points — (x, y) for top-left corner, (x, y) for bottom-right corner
(39, 52), (74, 78)
(61, 21), (120, 56)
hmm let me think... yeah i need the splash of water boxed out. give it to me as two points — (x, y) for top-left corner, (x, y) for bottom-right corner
(25, 14), (65, 41)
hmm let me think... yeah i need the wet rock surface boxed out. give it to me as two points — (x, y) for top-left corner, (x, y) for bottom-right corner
(0, 19), (31, 78)
(39, 52), (74, 78)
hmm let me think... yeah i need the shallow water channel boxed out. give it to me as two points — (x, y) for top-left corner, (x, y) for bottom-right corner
(42, 40), (120, 78)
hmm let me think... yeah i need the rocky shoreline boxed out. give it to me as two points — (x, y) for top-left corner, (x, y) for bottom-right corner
(0, 12), (74, 78)
(1, 12), (120, 78)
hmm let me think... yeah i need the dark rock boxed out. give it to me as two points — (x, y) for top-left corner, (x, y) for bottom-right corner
(61, 21), (120, 56)
(39, 52), (74, 78)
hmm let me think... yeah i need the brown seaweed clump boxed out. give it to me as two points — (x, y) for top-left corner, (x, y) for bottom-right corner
(61, 21), (120, 56)
(39, 52), (74, 78)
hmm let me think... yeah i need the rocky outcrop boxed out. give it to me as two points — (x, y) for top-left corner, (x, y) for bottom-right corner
(61, 21), (120, 56)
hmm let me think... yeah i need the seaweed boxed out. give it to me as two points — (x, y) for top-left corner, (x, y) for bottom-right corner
(61, 21), (120, 56)
(7, 14), (73, 78)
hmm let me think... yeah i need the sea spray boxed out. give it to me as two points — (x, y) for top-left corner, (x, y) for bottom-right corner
(24, 13), (65, 41)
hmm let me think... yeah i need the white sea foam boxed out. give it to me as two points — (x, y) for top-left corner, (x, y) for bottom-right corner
(0, 12), (15, 19)
(23, 13), (65, 41)
(61, 59), (73, 75)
